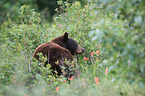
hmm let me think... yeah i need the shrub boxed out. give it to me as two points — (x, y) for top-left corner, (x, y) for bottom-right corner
(0, 1), (144, 96)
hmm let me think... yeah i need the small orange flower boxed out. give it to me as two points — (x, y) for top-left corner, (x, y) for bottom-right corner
(77, 74), (79, 77)
(83, 57), (89, 60)
(28, 95), (30, 96)
(82, 78), (84, 81)
(94, 77), (99, 84)
(64, 80), (67, 83)
(11, 75), (16, 83)
(86, 58), (89, 60)
(56, 86), (59, 92)
(113, 43), (116, 46)
(68, 76), (73, 80)
(91, 52), (94, 56)
(43, 88), (45, 94)
(24, 93), (27, 96)
(105, 67), (108, 75)
(96, 50), (100, 55)
(83, 82), (86, 85)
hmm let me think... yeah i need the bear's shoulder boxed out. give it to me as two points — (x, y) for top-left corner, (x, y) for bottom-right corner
(33, 41), (73, 61)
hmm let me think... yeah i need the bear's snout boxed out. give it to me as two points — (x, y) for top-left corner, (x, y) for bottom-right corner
(76, 45), (85, 54)
(82, 48), (85, 53)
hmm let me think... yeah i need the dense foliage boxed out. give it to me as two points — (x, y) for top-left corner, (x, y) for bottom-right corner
(0, 0), (86, 25)
(0, 0), (145, 96)
(92, 0), (145, 87)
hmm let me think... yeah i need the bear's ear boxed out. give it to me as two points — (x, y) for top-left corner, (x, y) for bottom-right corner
(63, 32), (68, 42)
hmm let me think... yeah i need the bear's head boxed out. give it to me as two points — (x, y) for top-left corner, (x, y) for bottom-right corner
(51, 32), (85, 55)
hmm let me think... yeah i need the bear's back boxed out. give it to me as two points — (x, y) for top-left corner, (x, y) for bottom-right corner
(33, 42), (73, 64)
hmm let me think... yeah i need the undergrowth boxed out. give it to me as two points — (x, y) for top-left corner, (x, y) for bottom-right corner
(0, 1), (144, 96)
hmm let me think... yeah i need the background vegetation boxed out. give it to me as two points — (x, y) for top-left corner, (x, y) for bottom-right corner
(0, 0), (145, 96)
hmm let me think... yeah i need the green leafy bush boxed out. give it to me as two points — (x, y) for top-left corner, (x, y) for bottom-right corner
(89, 0), (145, 88)
(0, 1), (145, 96)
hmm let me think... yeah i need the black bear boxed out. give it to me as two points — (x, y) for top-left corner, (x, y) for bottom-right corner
(33, 32), (84, 77)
